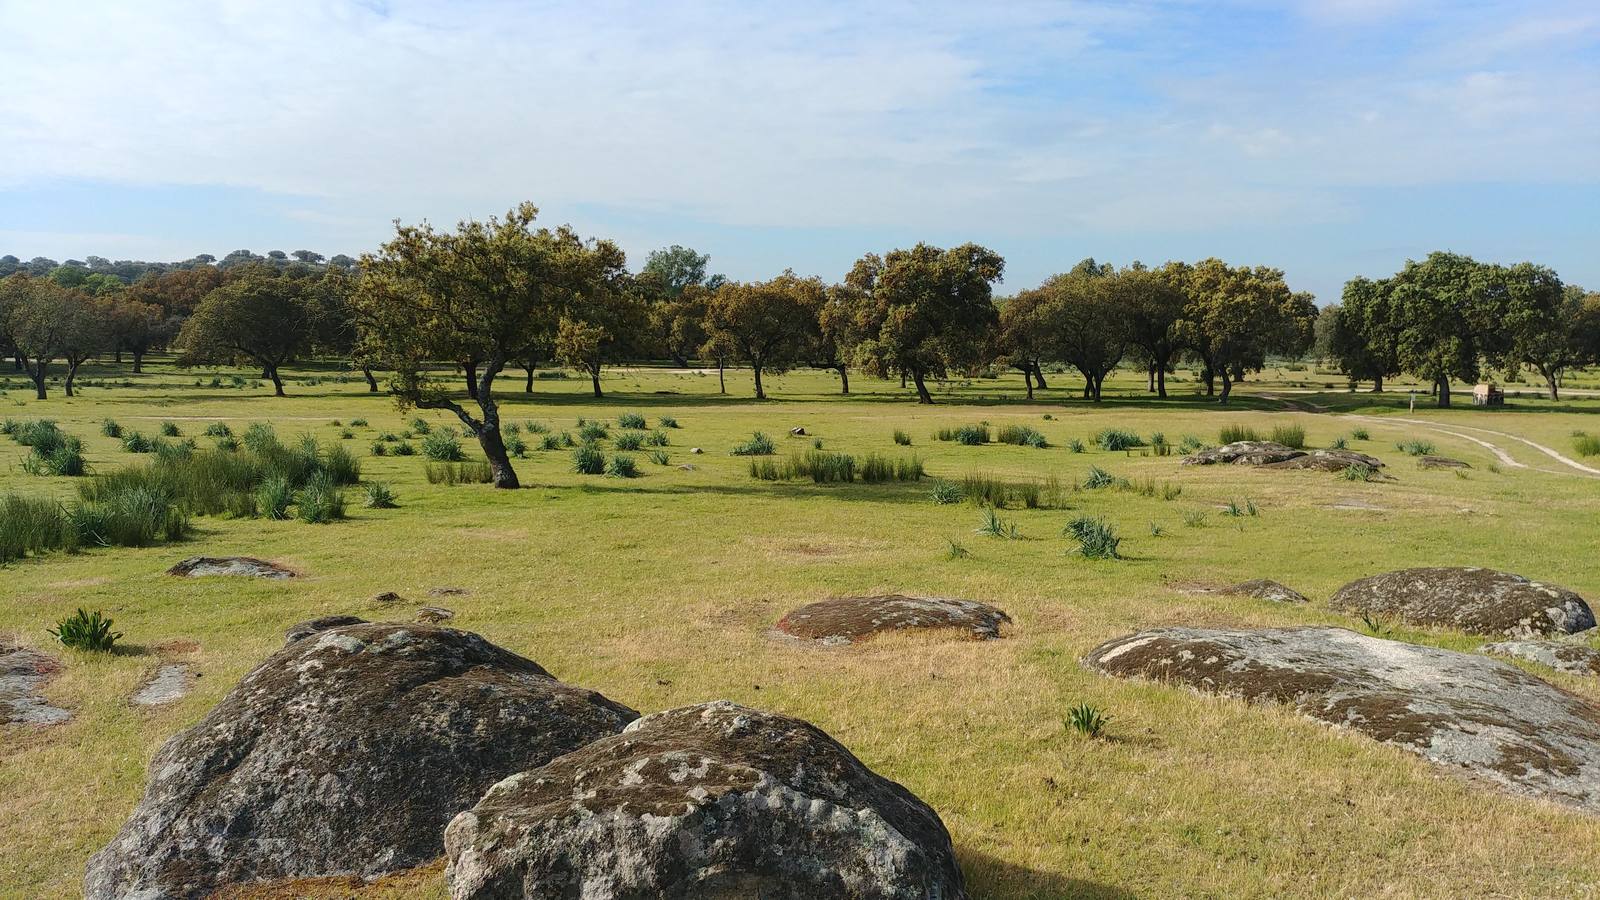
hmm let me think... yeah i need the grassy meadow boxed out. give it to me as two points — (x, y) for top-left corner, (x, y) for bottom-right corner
(3, 357), (1600, 898)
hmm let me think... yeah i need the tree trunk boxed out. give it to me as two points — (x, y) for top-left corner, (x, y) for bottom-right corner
(1218, 370), (1233, 404)
(1022, 367), (1034, 400)
(133, 351), (145, 374)
(837, 365), (849, 395)
(1148, 364), (1155, 393)
(524, 367), (534, 393)
(32, 359), (47, 400)
(911, 369), (933, 404)
(1436, 377), (1450, 407)
(900, 370), (907, 389)
(363, 367), (378, 392)
(1541, 367), (1560, 401)
(1370, 375), (1383, 393)
(477, 423), (519, 489)
(64, 361), (80, 397)
(1202, 366), (1215, 396)
(1156, 365), (1167, 398)
(423, 359), (520, 489)
(590, 364), (603, 398)
(465, 362), (479, 401)
(718, 360), (726, 394)
(753, 363), (766, 400)
(671, 352), (689, 368)
(268, 366), (285, 397)
(1093, 371), (1106, 402)
(114, 348), (122, 364)
(1032, 364), (1049, 390)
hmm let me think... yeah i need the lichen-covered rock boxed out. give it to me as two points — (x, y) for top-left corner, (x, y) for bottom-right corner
(0, 646), (69, 726)
(1481, 639), (1600, 677)
(1262, 449), (1385, 472)
(1418, 455), (1471, 469)
(1330, 567), (1595, 637)
(1224, 579), (1308, 603)
(283, 615), (368, 645)
(775, 595), (1011, 646)
(1085, 626), (1600, 814)
(1181, 441), (1304, 466)
(167, 556), (296, 579)
(444, 701), (966, 900)
(85, 624), (638, 899)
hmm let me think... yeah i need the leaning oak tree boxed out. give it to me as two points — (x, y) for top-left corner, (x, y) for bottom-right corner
(847, 243), (1004, 403)
(176, 265), (317, 397)
(1167, 259), (1311, 404)
(702, 271), (823, 399)
(354, 203), (620, 488)
(4, 275), (86, 399)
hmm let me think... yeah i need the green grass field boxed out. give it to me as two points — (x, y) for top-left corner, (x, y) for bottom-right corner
(4, 357), (1600, 898)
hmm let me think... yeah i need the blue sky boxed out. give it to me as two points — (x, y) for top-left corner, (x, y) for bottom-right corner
(1, 0), (1596, 302)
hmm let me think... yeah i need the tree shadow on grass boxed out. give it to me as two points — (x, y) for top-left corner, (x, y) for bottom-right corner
(960, 847), (1140, 900)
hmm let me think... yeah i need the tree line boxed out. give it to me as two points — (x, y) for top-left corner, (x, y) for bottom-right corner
(3, 203), (1595, 486)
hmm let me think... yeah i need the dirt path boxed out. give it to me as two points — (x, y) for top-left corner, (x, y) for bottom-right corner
(1256, 392), (1600, 479)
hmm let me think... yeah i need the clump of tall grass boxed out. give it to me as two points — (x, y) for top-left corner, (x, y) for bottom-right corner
(242, 422), (278, 452)
(607, 454), (639, 478)
(578, 421), (610, 442)
(504, 433), (528, 457)
(658, 416), (680, 428)
(572, 443), (606, 474)
(893, 429), (912, 446)
(257, 475), (294, 519)
(392, 441), (416, 456)
(296, 472), (347, 522)
(975, 507), (1021, 539)
(1066, 438), (1086, 453)
(860, 453), (924, 483)
(1395, 439), (1435, 456)
(1341, 463), (1379, 482)
(1095, 428), (1142, 451)
(1573, 434), (1600, 457)
(524, 420), (548, 434)
(935, 424), (990, 445)
(1082, 465), (1119, 489)
(1218, 424), (1261, 444)
(1065, 516), (1121, 559)
(0, 494), (78, 563)
(997, 424), (1048, 448)
(1269, 424), (1306, 449)
(614, 431), (646, 451)
(363, 482), (398, 508)
(203, 422), (232, 438)
(644, 429), (670, 447)
(409, 417), (433, 435)
(49, 608), (122, 652)
(617, 412), (647, 430)
(930, 480), (963, 504)
(1350, 427), (1370, 441)
(731, 432), (776, 456)
(100, 419), (123, 438)
(421, 428), (465, 461)
(1329, 436), (1348, 450)
(648, 450), (671, 466)
(1177, 434), (1205, 454)
(72, 484), (190, 546)
(426, 461), (494, 485)
(159, 422), (181, 437)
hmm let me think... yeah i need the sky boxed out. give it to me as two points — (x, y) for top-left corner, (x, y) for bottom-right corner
(1, 0), (1596, 302)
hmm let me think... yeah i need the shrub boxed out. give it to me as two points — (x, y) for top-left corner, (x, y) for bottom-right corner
(930, 480), (963, 504)
(617, 412), (647, 430)
(410, 417), (433, 435)
(1066, 702), (1111, 738)
(1269, 424), (1306, 449)
(645, 429), (670, 447)
(731, 432), (776, 456)
(614, 431), (645, 451)
(1351, 427), (1371, 441)
(1082, 465), (1117, 489)
(893, 429), (912, 446)
(392, 441), (416, 456)
(1218, 424), (1261, 444)
(505, 434), (528, 457)
(49, 608), (122, 652)
(658, 416), (680, 429)
(1395, 439), (1435, 456)
(421, 429), (465, 462)
(1095, 428), (1141, 451)
(572, 443), (606, 474)
(1065, 516), (1121, 559)
(1573, 434), (1600, 457)
(257, 475), (295, 520)
(998, 425), (1047, 448)
(363, 482), (398, 508)
(648, 450), (671, 466)
(100, 419), (123, 438)
(607, 454), (639, 478)
(297, 472), (346, 523)
(975, 507), (1020, 539)
(159, 422), (181, 437)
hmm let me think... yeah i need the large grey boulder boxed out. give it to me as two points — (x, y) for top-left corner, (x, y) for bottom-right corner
(1085, 626), (1600, 814)
(1481, 639), (1600, 677)
(167, 556), (296, 579)
(1330, 567), (1595, 637)
(85, 624), (637, 899)
(445, 700), (967, 899)
(775, 595), (1011, 646)
(1262, 448), (1385, 472)
(1181, 440), (1304, 466)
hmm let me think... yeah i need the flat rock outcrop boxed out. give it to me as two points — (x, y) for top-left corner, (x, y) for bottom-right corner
(1330, 567), (1595, 637)
(444, 700), (967, 899)
(85, 624), (638, 899)
(167, 556), (296, 579)
(1085, 626), (1600, 814)
(1181, 441), (1304, 466)
(284, 615), (369, 645)
(1263, 449), (1385, 472)
(1481, 639), (1600, 677)
(1419, 455), (1471, 469)
(1, 646), (69, 726)
(775, 595), (1011, 646)
(1224, 579), (1309, 603)
(131, 664), (192, 707)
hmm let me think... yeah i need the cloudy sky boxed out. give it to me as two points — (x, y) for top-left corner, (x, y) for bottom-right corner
(2, 0), (1596, 301)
